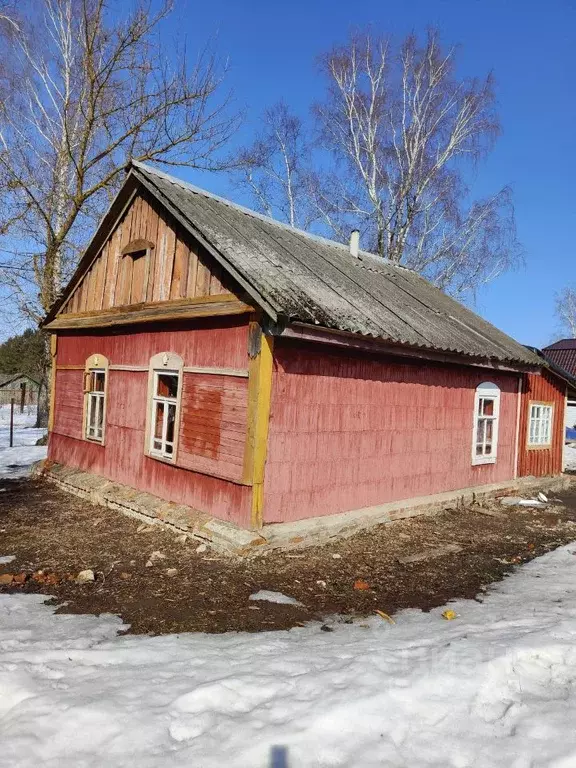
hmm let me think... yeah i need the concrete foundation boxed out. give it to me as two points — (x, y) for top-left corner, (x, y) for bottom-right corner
(36, 460), (573, 555)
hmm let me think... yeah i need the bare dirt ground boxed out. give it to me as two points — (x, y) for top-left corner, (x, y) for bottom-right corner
(1, 476), (576, 634)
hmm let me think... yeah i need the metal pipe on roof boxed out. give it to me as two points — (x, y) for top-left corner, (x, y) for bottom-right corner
(349, 230), (360, 257)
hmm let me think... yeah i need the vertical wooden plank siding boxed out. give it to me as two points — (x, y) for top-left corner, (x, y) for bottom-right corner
(517, 370), (566, 477)
(60, 190), (232, 317)
(263, 339), (520, 524)
(48, 318), (253, 527)
(48, 334), (58, 432)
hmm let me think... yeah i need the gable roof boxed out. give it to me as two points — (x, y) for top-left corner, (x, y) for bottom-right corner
(45, 161), (540, 368)
(541, 339), (576, 378)
(0, 373), (40, 388)
(525, 346), (576, 395)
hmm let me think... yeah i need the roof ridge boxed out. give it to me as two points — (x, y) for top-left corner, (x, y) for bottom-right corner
(130, 161), (414, 274)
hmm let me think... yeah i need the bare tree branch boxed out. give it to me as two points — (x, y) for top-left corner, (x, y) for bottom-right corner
(230, 102), (317, 229)
(0, 0), (239, 319)
(555, 287), (576, 338)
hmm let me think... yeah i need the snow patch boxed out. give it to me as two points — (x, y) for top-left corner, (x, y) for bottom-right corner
(565, 444), (576, 471)
(0, 556), (15, 565)
(0, 405), (46, 478)
(3, 547), (576, 764)
(249, 590), (304, 606)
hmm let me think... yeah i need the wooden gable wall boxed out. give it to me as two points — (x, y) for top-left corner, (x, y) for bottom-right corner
(61, 190), (232, 316)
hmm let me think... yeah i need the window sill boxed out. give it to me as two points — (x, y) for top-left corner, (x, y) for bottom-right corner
(472, 456), (497, 466)
(146, 451), (176, 466)
(85, 436), (104, 445)
(527, 444), (552, 451)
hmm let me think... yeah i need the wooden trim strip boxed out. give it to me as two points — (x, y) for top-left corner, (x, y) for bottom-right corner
(182, 365), (249, 378)
(122, 238), (155, 255)
(242, 321), (274, 526)
(48, 334), (58, 432)
(44, 296), (252, 330)
(109, 364), (148, 372)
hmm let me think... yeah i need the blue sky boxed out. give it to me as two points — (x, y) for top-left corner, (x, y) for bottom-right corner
(165, 0), (575, 348)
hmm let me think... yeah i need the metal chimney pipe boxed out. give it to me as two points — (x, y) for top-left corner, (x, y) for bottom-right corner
(349, 229), (360, 257)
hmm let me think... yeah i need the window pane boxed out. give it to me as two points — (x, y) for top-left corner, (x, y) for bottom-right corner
(153, 439), (162, 451)
(165, 443), (174, 455)
(477, 398), (483, 415)
(485, 420), (493, 441)
(96, 396), (103, 431)
(476, 444), (483, 455)
(476, 419), (485, 445)
(166, 403), (176, 443)
(154, 402), (164, 440)
(482, 398), (494, 416)
(93, 372), (105, 392)
(485, 442), (492, 455)
(156, 373), (178, 399)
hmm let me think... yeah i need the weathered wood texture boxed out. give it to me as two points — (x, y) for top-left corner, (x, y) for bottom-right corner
(178, 373), (248, 482)
(55, 317), (249, 369)
(517, 370), (566, 477)
(61, 191), (232, 316)
(49, 319), (252, 526)
(46, 296), (251, 330)
(263, 339), (520, 524)
(52, 369), (84, 440)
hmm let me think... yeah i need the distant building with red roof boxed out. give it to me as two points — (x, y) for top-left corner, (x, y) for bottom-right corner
(543, 339), (576, 378)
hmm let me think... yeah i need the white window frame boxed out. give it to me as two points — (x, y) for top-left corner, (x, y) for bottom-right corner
(83, 354), (108, 444)
(85, 370), (106, 441)
(145, 352), (183, 463)
(149, 369), (180, 459)
(527, 401), (554, 448)
(472, 382), (500, 465)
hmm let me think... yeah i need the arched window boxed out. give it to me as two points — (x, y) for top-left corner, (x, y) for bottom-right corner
(84, 354), (109, 443)
(472, 381), (500, 465)
(146, 352), (183, 461)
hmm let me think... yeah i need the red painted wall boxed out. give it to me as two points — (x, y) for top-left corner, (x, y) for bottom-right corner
(517, 370), (566, 477)
(264, 340), (520, 523)
(49, 317), (252, 527)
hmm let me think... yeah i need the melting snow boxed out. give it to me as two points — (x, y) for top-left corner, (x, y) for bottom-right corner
(249, 590), (304, 606)
(2, 546), (576, 765)
(0, 405), (46, 478)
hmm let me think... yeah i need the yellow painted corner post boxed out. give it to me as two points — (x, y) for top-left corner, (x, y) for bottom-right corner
(48, 334), (58, 432)
(243, 320), (275, 529)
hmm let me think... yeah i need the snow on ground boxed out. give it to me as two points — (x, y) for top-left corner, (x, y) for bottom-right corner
(0, 405), (46, 479)
(565, 443), (576, 471)
(3, 547), (576, 767)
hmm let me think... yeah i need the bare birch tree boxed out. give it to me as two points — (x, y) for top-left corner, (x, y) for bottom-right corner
(0, 0), (238, 322)
(555, 287), (576, 338)
(232, 102), (316, 229)
(311, 29), (521, 297)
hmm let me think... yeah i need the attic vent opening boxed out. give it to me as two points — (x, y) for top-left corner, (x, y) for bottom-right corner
(127, 249), (146, 260)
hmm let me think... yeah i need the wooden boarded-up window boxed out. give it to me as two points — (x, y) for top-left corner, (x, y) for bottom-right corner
(117, 240), (154, 306)
(177, 372), (249, 482)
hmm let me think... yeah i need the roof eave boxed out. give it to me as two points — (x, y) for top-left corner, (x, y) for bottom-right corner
(281, 322), (541, 373)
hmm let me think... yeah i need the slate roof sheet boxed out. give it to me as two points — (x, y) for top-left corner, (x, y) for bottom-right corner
(130, 162), (538, 367)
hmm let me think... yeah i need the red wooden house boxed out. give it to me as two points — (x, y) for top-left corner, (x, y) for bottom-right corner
(42, 163), (571, 543)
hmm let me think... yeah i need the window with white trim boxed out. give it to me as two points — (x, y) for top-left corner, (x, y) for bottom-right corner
(472, 382), (500, 465)
(85, 369), (106, 441)
(528, 402), (553, 446)
(149, 370), (180, 459)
